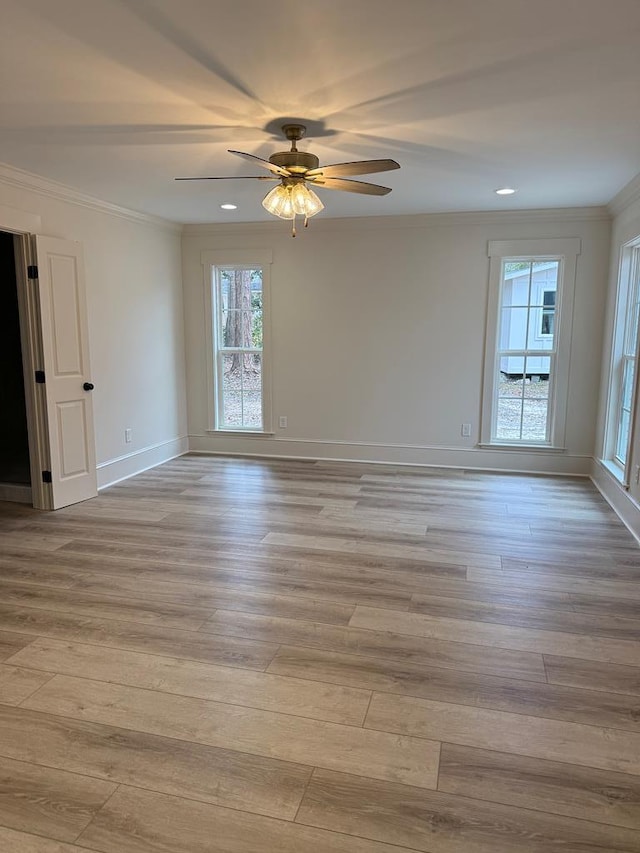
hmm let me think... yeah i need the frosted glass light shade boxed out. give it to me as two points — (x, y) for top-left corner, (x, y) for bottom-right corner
(262, 183), (324, 220)
(291, 183), (324, 217)
(262, 185), (294, 219)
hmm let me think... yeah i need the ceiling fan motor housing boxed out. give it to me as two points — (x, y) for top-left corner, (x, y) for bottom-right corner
(269, 150), (319, 175)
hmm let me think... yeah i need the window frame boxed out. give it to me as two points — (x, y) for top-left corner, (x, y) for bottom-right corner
(480, 238), (581, 450)
(202, 249), (273, 434)
(603, 237), (640, 483)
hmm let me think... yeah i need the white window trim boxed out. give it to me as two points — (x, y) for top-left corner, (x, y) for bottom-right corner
(480, 238), (581, 449)
(201, 249), (273, 434)
(602, 236), (640, 485)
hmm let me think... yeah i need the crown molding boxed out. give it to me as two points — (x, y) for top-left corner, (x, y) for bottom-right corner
(0, 162), (182, 233)
(608, 171), (640, 218)
(182, 205), (610, 236)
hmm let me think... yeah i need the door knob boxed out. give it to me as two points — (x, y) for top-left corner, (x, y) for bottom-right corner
(83, 382), (94, 391)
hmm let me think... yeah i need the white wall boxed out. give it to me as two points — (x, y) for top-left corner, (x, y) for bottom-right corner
(183, 209), (610, 474)
(0, 166), (188, 487)
(593, 175), (640, 537)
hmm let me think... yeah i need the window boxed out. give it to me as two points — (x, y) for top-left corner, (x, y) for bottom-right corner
(604, 238), (640, 478)
(202, 250), (272, 433)
(481, 239), (580, 448)
(540, 290), (556, 336)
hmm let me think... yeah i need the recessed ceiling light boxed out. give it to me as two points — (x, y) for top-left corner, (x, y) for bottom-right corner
(495, 187), (516, 195)
(220, 203), (237, 210)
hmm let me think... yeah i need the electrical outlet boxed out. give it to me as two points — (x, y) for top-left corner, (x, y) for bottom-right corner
(279, 416), (288, 429)
(125, 428), (132, 443)
(461, 423), (471, 437)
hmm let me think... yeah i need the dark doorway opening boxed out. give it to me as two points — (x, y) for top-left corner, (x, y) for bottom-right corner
(0, 231), (31, 487)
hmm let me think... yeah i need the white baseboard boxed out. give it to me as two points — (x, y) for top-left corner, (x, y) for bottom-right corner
(0, 483), (32, 503)
(188, 434), (592, 476)
(591, 457), (640, 544)
(97, 436), (189, 489)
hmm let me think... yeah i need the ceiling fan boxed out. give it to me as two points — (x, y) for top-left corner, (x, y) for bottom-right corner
(176, 124), (400, 235)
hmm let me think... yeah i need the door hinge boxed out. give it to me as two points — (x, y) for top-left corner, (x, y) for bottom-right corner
(35, 370), (45, 384)
(27, 265), (38, 280)
(41, 470), (52, 484)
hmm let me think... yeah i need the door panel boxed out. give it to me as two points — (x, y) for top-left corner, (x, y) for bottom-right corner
(36, 236), (97, 508)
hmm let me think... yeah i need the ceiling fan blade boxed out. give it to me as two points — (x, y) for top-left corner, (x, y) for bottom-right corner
(228, 150), (291, 176)
(310, 177), (392, 196)
(305, 158), (400, 178)
(175, 175), (277, 181)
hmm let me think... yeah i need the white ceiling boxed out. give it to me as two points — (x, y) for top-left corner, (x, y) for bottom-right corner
(1, 0), (640, 224)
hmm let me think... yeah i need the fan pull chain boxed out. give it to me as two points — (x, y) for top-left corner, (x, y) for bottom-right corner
(291, 214), (296, 237)
(304, 216), (309, 228)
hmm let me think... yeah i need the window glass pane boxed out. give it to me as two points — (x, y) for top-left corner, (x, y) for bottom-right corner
(242, 354), (262, 391)
(221, 353), (244, 427)
(622, 358), (635, 410)
(616, 408), (631, 464)
(242, 391), (262, 429)
(496, 398), (523, 440)
(223, 310), (242, 347)
(499, 307), (529, 351)
(496, 365), (525, 440)
(521, 399), (548, 441)
(223, 391), (242, 427)
(626, 299), (640, 356)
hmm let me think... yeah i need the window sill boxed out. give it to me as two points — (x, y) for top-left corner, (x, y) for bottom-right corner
(477, 443), (566, 453)
(599, 457), (627, 486)
(206, 429), (274, 437)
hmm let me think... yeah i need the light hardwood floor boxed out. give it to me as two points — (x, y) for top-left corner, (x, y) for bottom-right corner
(0, 455), (639, 852)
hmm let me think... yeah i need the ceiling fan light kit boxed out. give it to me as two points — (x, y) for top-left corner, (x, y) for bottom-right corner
(176, 123), (400, 236)
(262, 181), (324, 230)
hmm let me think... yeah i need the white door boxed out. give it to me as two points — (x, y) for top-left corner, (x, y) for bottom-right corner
(35, 236), (97, 508)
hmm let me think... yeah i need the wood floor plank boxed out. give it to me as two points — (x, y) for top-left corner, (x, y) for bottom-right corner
(0, 755), (116, 841)
(349, 605), (640, 665)
(23, 675), (440, 789)
(8, 638), (372, 725)
(295, 767), (640, 853)
(468, 566), (640, 600)
(438, 744), (640, 830)
(0, 664), (53, 706)
(544, 655), (640, 696)
(74, 568), (413, 612)
(66, 575), (357, 625)
(77, 784), (414, 853)
(0, 533), (72, 552)
(0, 704), (310, 820)
(410, 577), (640, 618)
(1, 549), (416, 610)
(59, 538), (470, 585)
(0, 580), (213, 630)
(0, 630), (33, 662)
(0, 826), (91, 852)
(268, 644), (640, 731)
(263, 531), (502, 569)
(409, 592), (640, 639)
(0, 603), (279, 671)
(365, 692), (640, 775)
(202, 610), (548, 682)
(0, 560), (81, 588)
